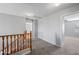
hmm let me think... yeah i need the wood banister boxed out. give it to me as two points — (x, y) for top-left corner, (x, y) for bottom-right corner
(0, 32), (32, 55)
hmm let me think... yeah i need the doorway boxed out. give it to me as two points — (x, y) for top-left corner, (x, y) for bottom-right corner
(63, 12), (79, 54)
(26, 20), (32, 33)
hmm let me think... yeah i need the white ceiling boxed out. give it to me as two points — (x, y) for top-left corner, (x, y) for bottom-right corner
(0, 3), (78, 19)
(64, 12), (79, 21)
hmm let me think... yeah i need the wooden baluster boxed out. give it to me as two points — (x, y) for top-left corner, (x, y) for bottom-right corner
(16, 35), (17, 51)
(20, 34), (22, 50)
(23, 34), (25, 48)
(22, 34), (24, 49)
(19, 34), (21, 51)
(18, 35), (19, 51)
(23, 34), (24, 49)
(17, 35), (19, 51)
(22, 34), (23, 50)
(21, 34), (22, 49)
(28, 33), (30, 48)
(19, 34), (20, 51)
(29, 33), (30, 48)
(19, 35), (20, 51)
(16, 35), (18, 51)
(27, 33), (28, 48)
(10, 35), (12, 54)
(6, 36), (8, 55)
(2, 36), (4, 55)
(18, 34), (20, 51)
(20, 34), (23, 50)
(14, 35), (16, 52)
(26, 33), (28, 48)
(30, 31), (32, 51)
(27, 33), (29, 48)
(25, 33), (27, 48)
(24, 33), (26, 49)
(21, 34), (23, 49)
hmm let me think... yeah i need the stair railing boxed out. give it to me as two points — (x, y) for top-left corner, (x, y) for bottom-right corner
(0, 31), (32, 55)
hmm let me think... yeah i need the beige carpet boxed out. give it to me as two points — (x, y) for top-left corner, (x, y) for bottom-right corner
(29, 36), (79, 55)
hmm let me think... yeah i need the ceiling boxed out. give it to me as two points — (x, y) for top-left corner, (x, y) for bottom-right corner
(0, 3), (78, 19)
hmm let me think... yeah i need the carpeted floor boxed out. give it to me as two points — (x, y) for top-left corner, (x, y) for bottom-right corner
(29, 36), (79, 55)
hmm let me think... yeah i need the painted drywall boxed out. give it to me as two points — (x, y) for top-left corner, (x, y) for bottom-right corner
(65, 20), (79, 37)
(0, 13), (26, 35)
(38, 5), (79, 47)
(32, 20), (38, 40)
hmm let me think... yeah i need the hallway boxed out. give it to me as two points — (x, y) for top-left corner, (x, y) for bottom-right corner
(0, 3), (79, 55)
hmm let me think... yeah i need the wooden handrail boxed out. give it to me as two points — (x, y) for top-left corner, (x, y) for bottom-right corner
(0, 32), (32, 55)
(0, 33), (25, 38)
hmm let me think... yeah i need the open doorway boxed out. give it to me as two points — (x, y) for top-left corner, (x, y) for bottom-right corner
(63, 12), (79, 54)
(26, 22), (32, 32)
(26, 20), (32, 33)
(64, 12), (79, 39)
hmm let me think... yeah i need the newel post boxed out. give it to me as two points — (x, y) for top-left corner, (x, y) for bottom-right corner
(30, 31), (32, 51)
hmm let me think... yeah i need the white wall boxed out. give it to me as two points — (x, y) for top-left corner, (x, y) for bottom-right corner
(65, 20), (79, 37)
(38, 5), (79, 47)
(32, 20), (38, 40)
(0, 13), (26, 35)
